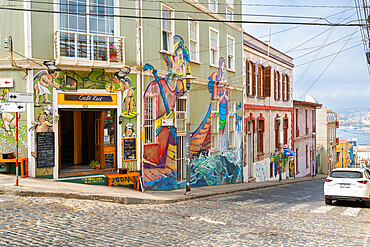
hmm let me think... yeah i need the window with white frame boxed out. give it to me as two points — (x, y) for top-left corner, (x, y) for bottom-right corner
(226, 6), (233, 21)
(211, 100), (219, 150)
(161, 5), (174, 52)
(209, 27), (219, 66)
(144, 95), (156, 144)
(227, 36), (235, 70)
(59, 0), (114, 58)
(228, 101), (236, 148)
(176, 98), (187, 135)
(209, 0), (217, 12)
(188, 18), (199, 62)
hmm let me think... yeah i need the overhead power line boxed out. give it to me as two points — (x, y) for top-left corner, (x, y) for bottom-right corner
(0, 6), (365, 26)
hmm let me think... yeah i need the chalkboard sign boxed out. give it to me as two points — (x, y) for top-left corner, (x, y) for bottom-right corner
(36, 132), (55, 168)
(123, 138), (136, 161)
(105, 153), (114, 169)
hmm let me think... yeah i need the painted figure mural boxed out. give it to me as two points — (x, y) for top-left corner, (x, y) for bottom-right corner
(114, 67), (138, 118)
(142, 35), (190, 189)
(33, 61), (62, 107)
(142, 35), (243, 190)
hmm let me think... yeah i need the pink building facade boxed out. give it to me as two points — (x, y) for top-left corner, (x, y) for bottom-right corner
(293, 100), (322, 177)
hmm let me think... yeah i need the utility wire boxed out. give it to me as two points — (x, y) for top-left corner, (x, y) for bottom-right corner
(9, 0), (337, 22)
(0, 6), (364, 26)
(298, 28), (359, 100)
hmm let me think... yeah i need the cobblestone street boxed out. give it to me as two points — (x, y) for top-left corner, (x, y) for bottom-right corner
(0, 180), (369, 246)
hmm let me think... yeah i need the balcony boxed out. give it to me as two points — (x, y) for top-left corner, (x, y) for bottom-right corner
(54, 30), (125, 68)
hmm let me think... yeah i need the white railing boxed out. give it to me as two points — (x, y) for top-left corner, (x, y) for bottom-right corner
(55, 30), (125, 67)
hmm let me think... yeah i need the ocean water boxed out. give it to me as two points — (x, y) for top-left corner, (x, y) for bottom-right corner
(337, 128), (370, 145)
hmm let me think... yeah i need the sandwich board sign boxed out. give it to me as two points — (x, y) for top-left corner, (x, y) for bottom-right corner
(0, 78), (13, 88)
(0, 103), (26, 112)
(8, 92), (34, 103)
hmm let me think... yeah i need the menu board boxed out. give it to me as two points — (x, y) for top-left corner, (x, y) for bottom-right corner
(123, 138), (136, 161)
(105, 153), (114, 169)
(36, 132), (55, 168)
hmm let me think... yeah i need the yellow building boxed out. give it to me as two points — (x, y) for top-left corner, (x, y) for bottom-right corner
(336, 140), (350, 168)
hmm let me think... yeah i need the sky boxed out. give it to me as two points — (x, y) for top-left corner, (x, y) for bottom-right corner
(242, 0), (369, 112)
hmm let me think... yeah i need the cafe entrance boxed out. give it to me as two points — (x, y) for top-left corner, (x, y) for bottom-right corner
(52, 90), (122, 179)
(59, 110), (117, 176)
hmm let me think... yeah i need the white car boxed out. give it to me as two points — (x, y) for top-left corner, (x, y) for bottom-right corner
(324, 168), (370, 207)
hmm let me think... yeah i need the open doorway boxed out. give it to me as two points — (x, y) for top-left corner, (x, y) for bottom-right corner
(59, 110), (117, 176)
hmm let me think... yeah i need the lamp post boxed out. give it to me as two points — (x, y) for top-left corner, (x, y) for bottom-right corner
(329, 140), (333, 172)
(185, 72), (193, 195)
(277, 115), (282, 182)
(341, 146), (344, 168)
(312, 132), (316, 178)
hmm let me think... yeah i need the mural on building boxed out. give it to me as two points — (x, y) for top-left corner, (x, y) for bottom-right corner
(114, 67), (138, 118)
(254, 158), (269, 182)
(142, 35), (242, 190)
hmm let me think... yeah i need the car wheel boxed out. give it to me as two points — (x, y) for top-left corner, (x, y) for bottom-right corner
(325, 198), (332, 205)
(365, 201), (370, 208)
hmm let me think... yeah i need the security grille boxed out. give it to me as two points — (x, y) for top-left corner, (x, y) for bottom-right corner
(144, 96), (156, 144)
(177, 136), (186, 181)
(176, 98), (186, 135)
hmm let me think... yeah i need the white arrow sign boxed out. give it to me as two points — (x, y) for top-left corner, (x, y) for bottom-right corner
(8, 92), (34, 103)
(0, 78), (13, 88)
(0, 103), (26, 112)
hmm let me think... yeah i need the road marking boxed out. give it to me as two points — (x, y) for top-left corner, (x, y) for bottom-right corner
(297, 196), (312, 201)
(234, 199), (263, 205)
(289, 204), (309, 211)
(311, 206), (334, 214)
(190, 216), (226, 225)
(341, 207), (361, 217)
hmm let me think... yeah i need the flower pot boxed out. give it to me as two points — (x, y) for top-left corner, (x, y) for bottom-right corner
(110, 53), (118, 62)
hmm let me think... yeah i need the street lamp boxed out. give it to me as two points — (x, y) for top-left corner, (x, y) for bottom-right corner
(341, 146), (344, 168)
(329, 140), (333, 172)
(312, 132), (316, 178)
(276, 115), (283, 182)
(184, 72), (194, 195)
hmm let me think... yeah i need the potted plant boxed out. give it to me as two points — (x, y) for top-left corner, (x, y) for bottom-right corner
(108, 45), (118, 62)
(89, 160), (101, 169)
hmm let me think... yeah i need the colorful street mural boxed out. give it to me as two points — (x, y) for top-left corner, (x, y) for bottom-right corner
(142, 35), (243, 190)
(254, 158), (269, 182)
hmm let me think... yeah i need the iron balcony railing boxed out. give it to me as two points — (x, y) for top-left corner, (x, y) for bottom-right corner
(55, 30), (125, 67)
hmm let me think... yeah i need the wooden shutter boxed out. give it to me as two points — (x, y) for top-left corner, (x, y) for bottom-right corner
(286, 75), (290, 101)
(252, 63), (256, 96)
(263, 66), (271, 97)
(257, 64), (262, 97)
(246, 61), (250, 96)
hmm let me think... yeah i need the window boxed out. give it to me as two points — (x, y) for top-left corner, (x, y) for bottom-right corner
(282, 74), (287, 100)
(246, 61), (251, 96)
(209, 28), (219, 66)
(295, 108), (299, 137)
(305, 109), (308, 135)
(177, 136), (186, 181)
(227, 36), (235, 70)
(211, 116), (219, 150)
(257, 64), (263, 97)
(228, 101), (236, 148)
(188, 18), (199, 62)
(226, 6), (233, 21)
(176, 98), (186, 135)
(60, 0), (114, 59)
(306, 145), (309, 169)
(274, 70), (280, 100)
(312, 109), (316, 133)
(144, 96), (156, 144)
(252, 63), (256, 96)
(286, 75), (290, 101)
(263, 66), (271, 97)
(211, 100), (219, 150)
(161, 5), (174, 52)
(275, 118), (279, 150)
(209, 0), (217, 12)
(257, 119), (264, 154)
(283, 118), (288, 145)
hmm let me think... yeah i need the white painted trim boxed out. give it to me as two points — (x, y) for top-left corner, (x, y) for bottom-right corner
(53, 88), (59, 179)
(160, 3), (175, 53)
(209, 26), (219, 67)
(114, 0), (120, 37)
(227, 34), (235, 71)
(53, 0), (59, 35)
(188, 16), (200, 63)
(27, 70), (35, 177)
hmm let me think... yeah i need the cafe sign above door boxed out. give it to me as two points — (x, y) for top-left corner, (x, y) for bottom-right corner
(58, 93), (117, 106)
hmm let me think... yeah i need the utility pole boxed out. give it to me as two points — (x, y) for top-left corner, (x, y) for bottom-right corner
(185, 73), (193, 195)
